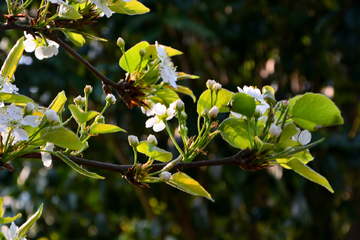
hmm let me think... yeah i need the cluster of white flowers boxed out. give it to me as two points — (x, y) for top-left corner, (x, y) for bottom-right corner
(155, 42), (178, 89)
(1, 222), (27, 240)
(145, 102), (176, 132)
(23, 34), (59, 60)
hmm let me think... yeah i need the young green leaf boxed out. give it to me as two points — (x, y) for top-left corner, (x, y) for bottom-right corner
(176, 72), (199, 80)
(39, 126), (85, 150)
(153, 88), (179, 106)
(119, 41), (150, 72)
(59, 4), (83, 19)
(219, 118), (254, 149)
(68, 105), (98, 124)
(0, 93), (35, 105)
(136, 141), (172, 162)
(0, 213), (22, 224)
(291, 93), (343, 131)
(278, 123), (299, 142)
(0, 196), (3, 217)
(16, 204), (43, 238)
(170, 85), (196, 102)
(0, 37), (24, 80)
(166, 172), (214, 201)
(53, 152), (105, 179)
(230, 92), (256, 118)
(48, 91), (67, 113)
(197, 89), (233, 115)
(254, 136), (273, 153)
(90, 123), (126, 134)
(62, 30), (86, 47)
(110, 0), (150, 15)
(144, 45), (182, 60)
(283, 158), (334, 193)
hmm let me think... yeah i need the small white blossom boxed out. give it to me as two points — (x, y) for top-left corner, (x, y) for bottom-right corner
(147, 134), (158, 145)
(105, 93), (116, 104)
(174, 99), (184, 111)
(160, 171), (172, 182)
(0, 104), (40, 144)
(206, 79), (216, 89)
(145, 103), (175, 132)
(41, 142), (54, 167)
(45, 109), (60, 125)
(24, 33), (59, 60)
(141, 100), (156, 117)
(74, 95), (85, 105)
(155, 41), (178, 89)
(0, 75), (18, 94)
(292, 130), (311, 146)
(213, 83), (222, 92)
(209, 106), (219, 118)
(90, 0), (113, 18)
(1, 222), (27, 240)
(269, 124), (282, 138)
(128, 135), (139, 147)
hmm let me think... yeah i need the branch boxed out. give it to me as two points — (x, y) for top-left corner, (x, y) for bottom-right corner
(14, 149), (260, 176)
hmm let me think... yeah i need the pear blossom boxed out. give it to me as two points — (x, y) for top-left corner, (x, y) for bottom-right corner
(209, 106), (219, 118)
(155, 41), (178, 89)
(292, 130), (311, 146)
(206, 79), (216, 89)
(145, 103), (176, 132)
(23, 33), (59, 60)
(0, 75), (18, 94)
(269, 123), (282, 138)
(147, 134), (158, 145)
(45, 110), (60, 125)
(128, 135), (139, 147)
(160, 171), (172, 182)
(24, 102), (35, 115)
(1, 222), (27, 240)
(41, 142), (54, 167)
(105, 93), (116, 104)
(0, 104), (40, 144)
(213, 83), (222, 92)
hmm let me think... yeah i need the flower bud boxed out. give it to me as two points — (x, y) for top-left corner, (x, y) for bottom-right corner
(209, 106), (219, 118)
(128, 135), (139, 147)
(213, 83), (222, 92)
(280, 100), (288, 110)
(84, 85), (93, 95)
(45, 109), (60, 125)
(74, 95), (85, 106)
(201, 107), (209, 118)
(254, 107), (261, 119)
(147, 134), (158, 145)
(117, 37), (125, 48)
(105, 93), (116, 105)
(206, 79), (216, 89)
(179, 111), (187, 120)
(175, 99), (184, 112)
(24, 102), (35, 115)
(95, 115), (105, 123)
(269, 124), (282, 138)
(139, 49), (146, 57)
(263, 91), (277, 106)
(160, 171), (172, 182)
(178, 126), (188, 136)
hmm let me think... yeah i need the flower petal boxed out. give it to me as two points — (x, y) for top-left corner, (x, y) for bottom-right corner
(12, 128), (29, 142)
(153, 121), (166, 132)
(7, 104), (23, 121)
(298, 130), (311, 146)
(22, 115), (40, 127)
(145, 116), (159, 128)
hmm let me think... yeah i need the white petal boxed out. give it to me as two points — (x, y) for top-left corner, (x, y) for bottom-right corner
(230, 111), (244, 119)
(35, 47), (44, 60)
(10, 222), (18, 238)
(7, 104), (23, 121)
(145, 116), (158, 128)
(42, 46), (52, 58)
(41, 152), (52, 167)
(153, 121), (166, 132)
(0, 124), (9, 132)
(298, 130), (311, 145)
(45, 142), (54, 151)
(50, 45), (59, 56)
(0, 113), (9, 124)
(23, 39), (36, 52)
(12, 128), (29, 142)
(1, 82), (19, 94)
(22, 115), (40, 127)
(1, 225), (11, 239)
(153, 103), (167, 115)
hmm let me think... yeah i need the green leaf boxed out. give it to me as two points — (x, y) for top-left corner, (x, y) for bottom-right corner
(0, 37), (24, 80)
(153, 88), (179, 106)
(68, 105), (98, 124)
(230, 92), (256, 118)
(48, 91), (67, 113)
(293, 150), (314, 164)
(66, 30), (107, 42)
(291, 93), (343, 130)
(0, 213), (22, 224)
(136, 141), (172, 162)
(16, 204), (43, 238)
(90, 123), (126, 134)
(279, 123), (299, 143)
(219, 118), (254, 149)
(119, 41), (150, 72)
(143, 44), (182, 61)
(142, 68), (159, 86)
(62, 30), (85, 47)
(170, 85), (196, 102)
(197, 89), (233, 115)
(176, 72), (199, 81)
(0, 93), (35, 105)
(283, 158), (334, 193)
(0, 232), (5, 240)
(109, 0), (150, 15)
(39, 126), (85, 150)
(59, 4), (82, 19)
(254, 136), (273, 153)
(0, 196), (3, 217)
(166, 172), (214, 201)
(53, 152), (105, 179)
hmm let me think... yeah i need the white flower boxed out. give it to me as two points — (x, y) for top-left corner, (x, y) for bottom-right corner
(174, 99), (184, 111)
(269, 123), (282, 138)
(147, 134), (158, 145)
(45, 109), (60, 125)
(128, 135), (139, 147)
(213, 83), (222, 92)
(206, 79), (216, 89)
(145, 103), (175, 132)
(49, 0), (66, 4)
(90, 0), (113, 18)
(1, 222), (27, 240)
(292, 130), (311, 146)
(74, 95), (85, 105)
(160, 171), (172, 182)
(0, 75), (18, 94)
(155, 41), (178, 89)
(0, 104), (39, 144)
(24, 33), (59, 60)
(41, 142), (54, 167)
(24, 102), (35, 115)
(105, 93), (116, 104)
(209, 106), (219, 118)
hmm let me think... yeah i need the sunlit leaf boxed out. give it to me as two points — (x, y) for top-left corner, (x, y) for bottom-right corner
(16, 204), (43, 238)
(90, 123), (126, 134)
(0, 213), (22, 224)
(119, 41), (150, 72)
(62, 30), (86, 47)
(230, 92), (256, 118)
(136, 141), (172, 162)
(0, 93), (34, 105)
(197, 89), (233, 115)
(39, 126), (85, 150)
(68, 105), (98, 124)
(110, 0), (150, 15)
(0, 37), (24, 80)
(219, 118), (254, 149)
(48, 91), (67, 113)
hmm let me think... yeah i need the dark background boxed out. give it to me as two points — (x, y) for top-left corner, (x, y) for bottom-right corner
(1, 0), (360, 239)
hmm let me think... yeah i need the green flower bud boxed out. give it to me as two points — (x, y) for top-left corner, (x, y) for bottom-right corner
(147, 134), (158, 145)
(84, 85), (93, 95)
(209, 106), (219, 118)
(74, 95), (85, 106)
(117, 37), (125, 48)
(105, 94), (116, 105)
(179, 111), (187, 120)
(263, 91), (276, 106)
(160, 171), (172, 182)
(139, 49), (146, 57)
(24, 102), (35, 116)
(206, 79), (216, 89)
(128, 135), (139, 147)
(201, 107), (209, 118)
(175, 99), (185, 112)
(95, 115), (105, 123)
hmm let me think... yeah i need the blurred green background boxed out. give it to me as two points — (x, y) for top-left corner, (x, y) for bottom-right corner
(1, 0), (360, 239)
